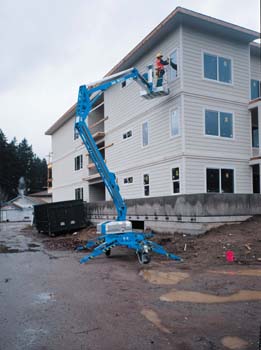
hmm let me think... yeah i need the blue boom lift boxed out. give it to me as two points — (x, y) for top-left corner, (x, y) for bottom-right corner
(76, 66), (181, 264)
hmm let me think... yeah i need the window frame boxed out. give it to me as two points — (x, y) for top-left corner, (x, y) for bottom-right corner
(123, 176), (134, 185)
(250, 79), (261, 100)
(73, 127), (79, 141)
(202, 50), (233, 86)
(121, 78), (133, 88)
(168, 48), (179, 82)
(141, 121), (149, 148)
(74, 154), (83, 171)
(75, 187), (83, 200)
(142, 173), (150, 197)
(203, 107), (235, 140)
(171, 166), (181, 195)
(205, 166), (236, 193)
(122, 129), (133, 141)
(169, 108), (180, 138)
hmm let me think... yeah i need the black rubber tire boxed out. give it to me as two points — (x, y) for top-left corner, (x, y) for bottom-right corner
(142, 253), (151, 264)
(105, 249), (111, 257)
(137, 251), (151, 264)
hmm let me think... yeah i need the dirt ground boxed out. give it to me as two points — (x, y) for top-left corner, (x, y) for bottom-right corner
(2, 218), (260, 350)
(40, 215), (261, 267)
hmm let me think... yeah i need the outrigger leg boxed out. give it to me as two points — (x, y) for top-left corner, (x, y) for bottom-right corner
(78, 232), (181, 264)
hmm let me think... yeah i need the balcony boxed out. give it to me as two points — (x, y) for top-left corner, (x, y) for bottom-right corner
(249, 100), (261, 162)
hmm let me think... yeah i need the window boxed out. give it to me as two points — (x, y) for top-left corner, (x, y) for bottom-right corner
(142, 122), (149, 147)
(74, 155), (83, 171)
(206, 168), (234, 193)
(75, 187), (83, 200)
(74, 128), (79, 140)
(123, 130), (132, 140)
(123, 177), (133, 184)
(251, 79), (260, 100)
(172, 167), (180, 194)
(204, 53), (232, 84)
(143, 174), (150, 196)
(170, 109), (180, 137)
(169, 50), (178, 81)
(252, 127), (259, 148)
(122, 78), (132, 88)
(205, 110), (233, 138)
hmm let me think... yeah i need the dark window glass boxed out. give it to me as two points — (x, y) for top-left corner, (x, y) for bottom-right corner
(144, 174), (150, 196)
(204, 53), (217, 80)
(218, 57), (232, 83)
(144, 186), (150, 196)
(75, 155), (83, 170)
(221, 169), (234, 193)
(251, 79), (260, 100)
(172, 168), (179, 181)
(74, 128), (79, 140)
(123, 130), (132, 140)
(124, 177), (133, 184)
(207, 168), (219, 192)
(220, 112), (233, 138)
(252, 127), (259, 148)
(173, 181), (180, 193)
(75, 188), (83, 200)
(205, 110), (219, 136)
(170, 50), (178, 80)
(252, 164), (260, 193)
(143, 174), (149, 185)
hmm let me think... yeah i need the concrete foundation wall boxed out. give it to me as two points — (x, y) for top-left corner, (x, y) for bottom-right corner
(85, 193), (261, 234)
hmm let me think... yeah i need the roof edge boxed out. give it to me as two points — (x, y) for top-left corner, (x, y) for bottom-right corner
(45, 103), (77, 135)
(106, 6), (259, 76)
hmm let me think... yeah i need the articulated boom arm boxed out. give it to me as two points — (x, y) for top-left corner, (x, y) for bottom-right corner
(75, 68), (152, 221)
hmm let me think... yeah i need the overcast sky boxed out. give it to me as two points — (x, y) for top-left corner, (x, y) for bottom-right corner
(0, 0), (260, 159)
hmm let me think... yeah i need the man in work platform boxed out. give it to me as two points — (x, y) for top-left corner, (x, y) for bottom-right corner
(155, 52), (178, 87)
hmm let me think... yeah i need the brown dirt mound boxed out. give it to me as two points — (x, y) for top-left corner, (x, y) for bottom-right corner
(38, 216), (261, 266)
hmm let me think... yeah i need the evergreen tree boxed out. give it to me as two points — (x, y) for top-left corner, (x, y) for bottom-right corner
(0, 129), (47, 200)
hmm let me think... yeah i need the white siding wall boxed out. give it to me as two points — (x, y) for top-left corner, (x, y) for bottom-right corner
(52, 117), (89, 202)
(181, 26), (253, 194)
(250, 54), (261, 80)
(104, 27), (181, 131)
(183, 94), (251, 158)
(185, 157), (252, 194)
(114, 158), (183, 200)
(104, 27), (183, 200)
(106, 96), (182, 171)
(50, 22), (258, 200)
(182, 25), (250, 103)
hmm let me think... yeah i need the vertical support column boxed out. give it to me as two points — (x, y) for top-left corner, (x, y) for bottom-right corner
(258, 103), (261, 156)
(259, 163), (261, 194)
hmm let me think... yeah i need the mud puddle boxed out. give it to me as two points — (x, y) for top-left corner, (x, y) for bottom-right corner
(209, 269), (261, 277)
(0, 244), (39, 254)
(221, 336), (249, 349)
(141, 308), (171, 334)
(28, 243), (40, 248)
(140, 270), (189, 285)
(0, 244), (19, 253)
(34, 292), (55, 304)
(160, 289), (261, 303)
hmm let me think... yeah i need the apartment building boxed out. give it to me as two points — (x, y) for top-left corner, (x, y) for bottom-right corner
(45, 7), (261, 203)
